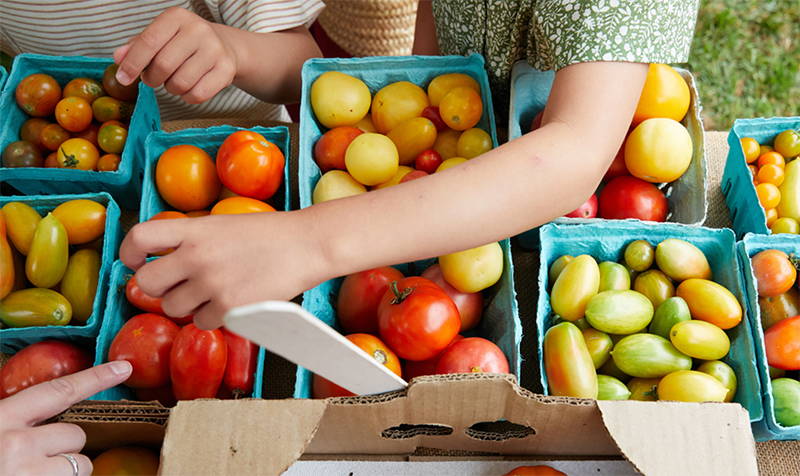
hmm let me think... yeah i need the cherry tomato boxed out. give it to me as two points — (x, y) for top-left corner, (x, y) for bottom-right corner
(377, 277), (460, 361)
(387, 117), (438, 165)
(210, 196), (275, 215)
(775, 129), (800, 159)
(55, 97), (93, 133)
(126, 276), (164, 314)
(598, 176), (668, 221)
(312, 333), (402, 398)
(63, 77), (104, 103)
(371, 81), (429, 134)
(503, 465), (566, 476)
(97, 153), (121, 171)
(51, 199), (106, 245)
(221, 328), (258, 397)
(156, 145), (221, 211)
(427, 73), (480, 107)
(314, 126), (363, 172)
(0, 340), (91, 398)
(170, 324), (228, 400)
(337, 266), (405, 334)
(403, 334), (464, 380)
(433, 129), (461, 159)
(19, 118), (49, 150)
(439, 86), (482, 131)
(216, 131), (285, 200)
(741, 137), (760, 163)
(752, 249), (797, 297)
(421, 106), (448, 131)
(415, 149), (443, 174)
(604, 145), (629, 181)
(312, 170), (367, 204)
(758, 151), (785, 169)
(40, 123), (71, 151)
(456, 127), (492, 158)
(759, 287), (800, 329)
(15, 73), (61, 117)
(72, 122), (100, 148)
(421, 264), (483, 331)
(435, 337), (508, 374)
(345, 133), (399, 186)
(0, 231), (12, 300)
(374, 166), (414, 189)
(564, 194), (598, 218)
(26, 213), (68, 288)
(98, 121), (128, 154)
(400, 170), (428, 183)
(109, 314), (179, 388)
(756, 182), (781, 209)
(310, 71), (370, 129)
(764, 315), (800, 370)
(766, 208), (779, 227)
(543, 322), (597, 398)
(92, 447), (159, 476)
(675, 279), (743, 330)
(92, 96), (133, 123)
(439, 242), (503, 293)
(758, 164), (785, 186)
(2, 140), (42, 168)
(103, 63), (140, 102)
(57, 138), (100, 170)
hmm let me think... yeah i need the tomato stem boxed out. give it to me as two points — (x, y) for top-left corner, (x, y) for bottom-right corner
(59, 147), (79, 168)
(389, 281), (413, 304)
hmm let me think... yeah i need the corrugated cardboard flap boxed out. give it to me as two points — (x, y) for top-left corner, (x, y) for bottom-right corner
(159, 399), (326, 476)
(597, 400), (758, 476)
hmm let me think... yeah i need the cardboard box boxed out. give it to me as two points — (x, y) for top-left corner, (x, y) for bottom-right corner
(64, 374), (759, 476)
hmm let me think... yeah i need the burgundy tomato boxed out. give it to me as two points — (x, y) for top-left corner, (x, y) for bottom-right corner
(0, 340), (91, 398)
(421, 106), (448, 132)
(598, 176), (668, 221)
(377, 276), (460, 361)
(604, 146), (629, 181)
(415, 149), (443, 174)
(403, 334), (464, 380)
(400, 170), (429, 183)
(108, 313), (180, 389)
(337, 267), (405, 334)
(564, 194), (598, 219)
(221, 328), (258, 397)
(435, 337), (509, 374)
(170, 324), (227, 400)
(421, 264), (483, 331)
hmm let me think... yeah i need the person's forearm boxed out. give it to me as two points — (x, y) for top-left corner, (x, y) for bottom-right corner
(413, 1), (440, 55)
(215, 25), (321, 104)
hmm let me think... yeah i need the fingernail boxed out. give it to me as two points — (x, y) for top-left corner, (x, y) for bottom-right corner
(109, 360), (133, 376)
(116, 69), (132, 85)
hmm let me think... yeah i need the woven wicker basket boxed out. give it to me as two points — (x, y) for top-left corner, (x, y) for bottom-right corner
(318, 0), (418, 56)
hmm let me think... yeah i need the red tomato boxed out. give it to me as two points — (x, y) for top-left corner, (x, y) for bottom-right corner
(764, 315), (800, 370)
(421, 106), (448, 132)
(415, 149), (443, 174)
(604, 146), (629, 181)
(0, 341), (91, 398)
(15, 73), (61, 117)
(504, 465), (566, 476)
(108, 314), (180, 389)
(529, 111), (544, 132)
(435, 337), (509, 374)
(312, 333), (402, 398)
(752, 249), (797, 297)
(216, 131), (285, 200)
(400, 170), (429, 183)
(126, 275), (164, 314)
(598, 176), (668, 221)
(421, 264), (483, 331)
(221, 328), (258, 397)
(314, 126), (363, 172)
(170, 324), (227, 400)
(337, 267), (405, 334)
(564, 194), (598, 218)
(403, 334), (464, 380)
(378, 277), (460, 361)
(135, 385), (178, 407)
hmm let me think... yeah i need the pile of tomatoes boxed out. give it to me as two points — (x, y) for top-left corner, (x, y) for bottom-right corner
(2, 65), (138, 172)
(104, 275), (259, 404)
(545, 238), (742, 403)
(0, 199), (107, 328)
(312, 243), (507, 398)
(92, 447), (159, 476)
(152, 130), (284, 218)
(751, 249), (800, 427)
(310, 71), (492, 203)
(554, 64), (694, 221)
(0, 339), (92, 398)
(740, 129), (800, 234)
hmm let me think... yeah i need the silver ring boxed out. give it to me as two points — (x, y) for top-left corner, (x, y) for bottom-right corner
(57, 453), (79, 476)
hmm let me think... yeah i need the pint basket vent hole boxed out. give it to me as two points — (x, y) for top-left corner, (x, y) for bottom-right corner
(381, 424), (454, 439)
(466, 420), (535, 441)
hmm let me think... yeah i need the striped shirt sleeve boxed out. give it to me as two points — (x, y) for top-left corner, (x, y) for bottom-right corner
(208, 0), (325, 34)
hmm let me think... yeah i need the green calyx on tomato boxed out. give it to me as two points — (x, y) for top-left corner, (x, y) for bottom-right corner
(58, 146), (80, 168)
(389, 280), (414, 304)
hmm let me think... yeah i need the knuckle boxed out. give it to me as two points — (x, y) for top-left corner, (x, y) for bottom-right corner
(138, 30), (162, 51)
(47, 376), (78, 400)
(166, 76), (193, 96)
(127, 224), (147, 248)
(164, 6), (187, 19)
(2, 431), (29, 456)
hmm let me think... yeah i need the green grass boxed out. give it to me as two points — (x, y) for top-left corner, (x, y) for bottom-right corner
(689, 0), (799, 130)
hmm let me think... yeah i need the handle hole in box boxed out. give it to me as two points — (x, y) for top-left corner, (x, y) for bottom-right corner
(381, 424), (454, 439)
(465, 420), (535, 441)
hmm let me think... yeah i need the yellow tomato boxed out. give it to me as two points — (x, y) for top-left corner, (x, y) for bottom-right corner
(427, 73), (480, 107)
(657, 370), (728, 402)
(771, 217), (800, 234)
(439, 87), (483, 131)
(633, 64), (690, 124)
(627, 377), (660, 401)
(313, 170), (367, 204)
(355, 116), (377, 133)
(550, 255), (600, 321)
(371, 81), (429, 134)
(436, 157), (468, 172)
(741, 137), (761, 164)
(757, 183), (781, 209)
(675, 278), (742, 330)
(210, 197), (275, 215)
(439, 242), (503, 293)
(310, 72), (371, 128)
(758, 164), (785, 186)
(60, 248), (100, 323)
(433, 129), (461, 159)
(766, 208), (779, 227)
(56, 138), (100, 170)
(456, 128), (492, 158)
(373, 166), (414, 189)
(624, 118), (692, 183)
(344, 133), (399, 186)
(51, 199), (106, 245)
(386, 117), (438, 165)
(669, 320), (731, 360)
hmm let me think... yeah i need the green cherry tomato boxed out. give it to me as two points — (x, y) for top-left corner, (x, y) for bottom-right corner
(97, 122), (128, 154)
(585, 290), (653, 335)
(649, 296), (691, 338)
(598, 261), (630, 291)
(582, 328), (613, 369)
(59, 249), (100, 323)
(25, 213), (68, 288)
(548, 255), (574, 285)
(0, 288), (72, 327)
(771, 217), (800, 235)
(624, 240), (654, 272)
(633, 269), (675, 308)
(611, 333), (692, 378)
(774, 129), (800, 159)
(772, 378), (800, 427)
(597, 374), (631, 400)
(627, 377), (660, 401)
(696, 360), (737, 402)
(655, 238), (712, 281)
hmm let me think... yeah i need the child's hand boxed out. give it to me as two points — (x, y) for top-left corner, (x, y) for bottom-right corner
(113, 7), (239, 104)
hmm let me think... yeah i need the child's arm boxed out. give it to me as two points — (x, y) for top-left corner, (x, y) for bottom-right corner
(120, 60), (647, 329)
(113, 7), (321, 104)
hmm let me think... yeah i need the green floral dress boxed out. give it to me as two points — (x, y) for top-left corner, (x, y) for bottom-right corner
(432, 0), (699, 120)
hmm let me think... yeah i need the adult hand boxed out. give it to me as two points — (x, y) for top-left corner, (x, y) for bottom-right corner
(0, 361), (133, 476)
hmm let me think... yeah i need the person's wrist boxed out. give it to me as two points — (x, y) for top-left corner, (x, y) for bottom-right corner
(210, 22), (247, 83)
(289, 206), (353, 284)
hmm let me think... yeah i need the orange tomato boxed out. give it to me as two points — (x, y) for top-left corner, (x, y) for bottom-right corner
(758, 164), (785, 186)
(63, 77), (104, 103)
(756, 183), (781, 209)
(15, 73), (61, 117)
(312, 333), (401, 398)
(210, 197), (275, 215)
(92, 446), (160, 476)
(56, 138), (99, 170)
(216, 131), (285, 200)
(751, 249), (797, 297)
(314, 126), (363, 172)
(741, 137), (761, 163)
(758, 151), (786, 168)
(51, 199), (107, 245)
(503, 466), (566, 476)
(55, 97), (93, 133)
(766, 208), (779, 227)
(40, 124), (70, 151)
(156, 145), (221, 212)
(632, 64), (690, 124)
(218, 186), (239, 200)
(439, 86), (482, 131)
(427, 73), (480, 107)
(43, 152), (59, 168)
(97, 153), (121, 172)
